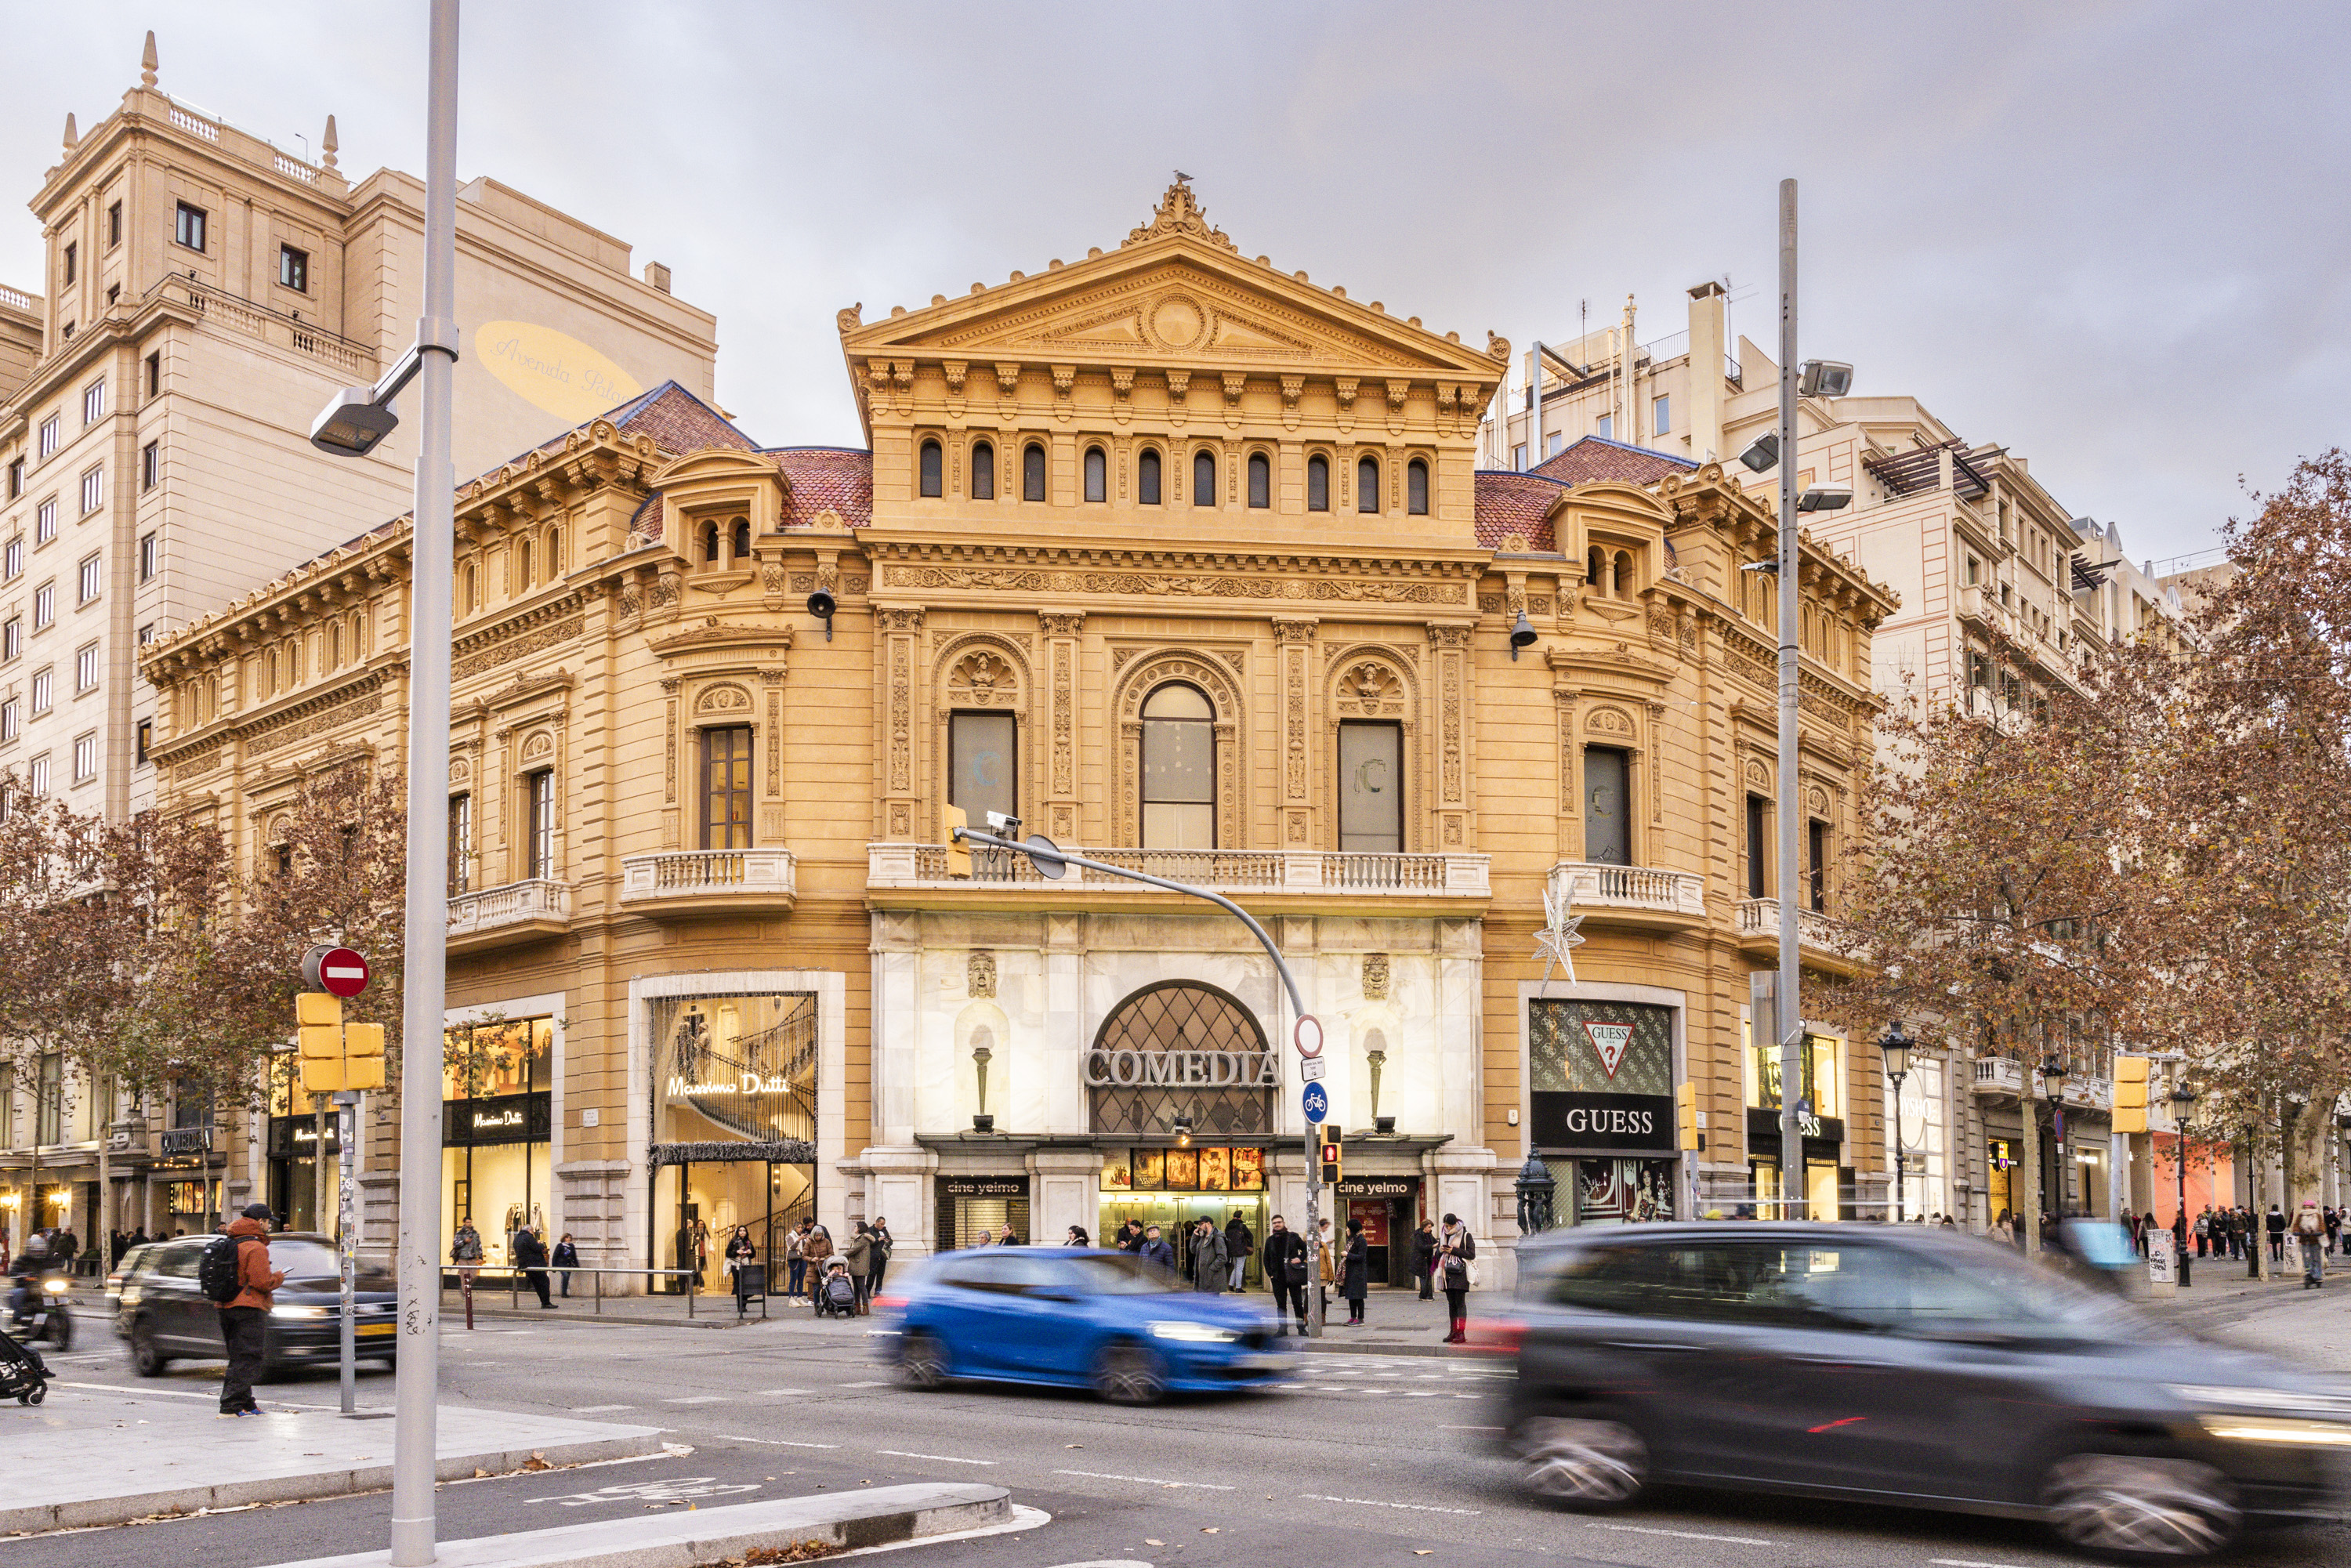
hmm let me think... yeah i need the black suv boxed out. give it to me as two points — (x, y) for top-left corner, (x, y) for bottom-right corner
(1495, 1223), (2350, 1560)
(113, 1232), (399, 1378)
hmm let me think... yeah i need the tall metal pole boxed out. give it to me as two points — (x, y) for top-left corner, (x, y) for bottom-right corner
(336, 1089), (359, 1414)
(391, 2), (459, 1561)
(1775, 178), (1806, 1219)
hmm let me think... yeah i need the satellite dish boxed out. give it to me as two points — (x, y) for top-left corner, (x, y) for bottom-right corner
(1023, 833), (1067, 881)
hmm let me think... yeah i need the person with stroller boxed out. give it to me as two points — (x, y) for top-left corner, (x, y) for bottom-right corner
(814, 1257), (860, 1318)
(801, 1222), (833, 1300)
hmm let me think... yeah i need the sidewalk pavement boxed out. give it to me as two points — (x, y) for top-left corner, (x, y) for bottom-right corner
(0, 1385), (665, 1534)
(263, 1483), (1021, 1568)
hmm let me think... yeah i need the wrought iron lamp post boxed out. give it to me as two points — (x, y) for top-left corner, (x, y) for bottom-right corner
(2172, 1086), (2197, 1287)
(1878, 1021), (1913, 1222)
(2041, 1059), (2070, 1219)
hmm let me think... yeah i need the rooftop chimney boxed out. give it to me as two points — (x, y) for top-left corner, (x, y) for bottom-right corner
(1686, 281), (1726, 463)
(643, 261), (672, 294)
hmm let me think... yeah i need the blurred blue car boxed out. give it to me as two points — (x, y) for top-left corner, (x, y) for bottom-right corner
(871, 1247), (1292, 1404)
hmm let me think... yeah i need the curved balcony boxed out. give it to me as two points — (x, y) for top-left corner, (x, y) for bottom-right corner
(446, 878), (571, 954)
(1736, 896), (1862, 971)
(620, 849), (799, 918)
(1545, 860), (1707, 925)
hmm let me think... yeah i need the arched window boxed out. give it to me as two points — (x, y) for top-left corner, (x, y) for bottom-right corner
(970, 440), (994, 499)
(1084, 445), (1107, 503)
(1407, 458), (1429, 516)
(1614, 549), (1634, 596)
(546, 527), (561, 574)
(1138, 448), (1162, 505)
(918, 439), (943, 498)
(1140, 683), (1215, 848)
(1306, 454), (1330, 512)
(1587, 545), (1607, 597)
(328, 621), (341, 671)
(702, 522), (722, 566)
(1193, 450), (1216, 507)
(516, 538), (532, 590)
(463, 563), (477, 614)
(1357, 455), (1380, 513)
(1023, 443), (1047, 502)
(1247, 452), (1270, 509)
(731, 518), (751, 561)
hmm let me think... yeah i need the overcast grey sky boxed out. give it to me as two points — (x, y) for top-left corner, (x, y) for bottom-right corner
(9, 2), (2344, 567)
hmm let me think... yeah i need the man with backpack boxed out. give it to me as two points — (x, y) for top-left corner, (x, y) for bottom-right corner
(205, 1204), (284, 1416)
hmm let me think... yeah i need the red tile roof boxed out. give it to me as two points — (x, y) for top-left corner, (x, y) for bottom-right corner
(1475, 471), (1568, 552)
(598, 381), (756, 455)
(770, 447), (873, 528)
(1531, 435), (1694, 487)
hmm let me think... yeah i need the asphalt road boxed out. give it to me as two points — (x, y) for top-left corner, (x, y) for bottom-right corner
(9, 1287), (2349, 1568)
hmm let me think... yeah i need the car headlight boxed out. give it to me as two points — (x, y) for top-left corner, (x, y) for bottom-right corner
(271, 1305), (333, 1319)
(2196, 1414), (2351, 1447)
(2166, 1384), (2351, 1421)
(40, 1276), (67, 1294)
(1147, 1320), (1238, 1344)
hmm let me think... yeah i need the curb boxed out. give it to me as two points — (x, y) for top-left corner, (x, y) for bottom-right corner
(259, 1482), (1012, 1568)
(0, 1426), (668, 1537)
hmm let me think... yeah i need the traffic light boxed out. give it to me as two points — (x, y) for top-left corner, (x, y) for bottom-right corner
(1317, 1124), (1342, 1185)
(942, 803), (972, 878)
(2113, 1054), (2150, 1134)
(297, 993), (386, 1093)
(1676, 1083), (1703, 1152)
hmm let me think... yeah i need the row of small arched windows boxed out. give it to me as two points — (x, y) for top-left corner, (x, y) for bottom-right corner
(920, 439), (1429, 516)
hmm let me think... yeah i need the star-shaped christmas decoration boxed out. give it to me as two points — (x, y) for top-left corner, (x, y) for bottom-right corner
(1534, 882), (1586, 989)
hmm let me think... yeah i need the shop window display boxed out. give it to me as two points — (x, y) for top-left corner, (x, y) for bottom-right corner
(1098, 1144), (1267, 1285)
(1528, 998), (1681, 1225)
(441, 1016), (553, 1269)
(650, 993), (817, 1294)
(1741, 1016), (1851, 1219)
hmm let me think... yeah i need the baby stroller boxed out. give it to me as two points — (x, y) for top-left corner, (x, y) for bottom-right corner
(0, 1323), (50, 1405)
(813, 1260), (860, 1319)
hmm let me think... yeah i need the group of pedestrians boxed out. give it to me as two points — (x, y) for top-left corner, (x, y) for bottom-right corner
(448, 1219), (577, 1307)
(1098, 1208), (1480, 1341)
(777, 1216), (893, 1314)
(2186, 1202), (2344, 1271)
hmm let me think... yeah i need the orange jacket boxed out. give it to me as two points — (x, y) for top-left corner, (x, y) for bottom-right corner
(222, 1215), (286, 1311)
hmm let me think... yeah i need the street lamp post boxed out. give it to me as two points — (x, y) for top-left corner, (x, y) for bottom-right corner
(2172, 1087), (2197, 1287)
(2041, 1060), (2070, 1222)
(305, 5), (460, 1561)
(1878, 1022), (1913, 1223)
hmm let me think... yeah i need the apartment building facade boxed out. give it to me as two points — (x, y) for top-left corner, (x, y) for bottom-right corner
(1483, 281), (2200, 1232)
(0, 35), (717, 1251)
(139, 183), (1897, 1291)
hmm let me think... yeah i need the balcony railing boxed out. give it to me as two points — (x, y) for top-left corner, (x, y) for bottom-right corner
(1546, 860), (1706, 918)
(868, 844), (1489, 896)
(1971, 1057), (2116, 1112)
(621, 849), (799, 904)
(446, 878), (571, 939)
(143, 273), (375, 378)
(1735, 897), (1860, 958)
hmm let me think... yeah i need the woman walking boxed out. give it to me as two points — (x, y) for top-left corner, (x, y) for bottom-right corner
(1436, 1228), (1473, 1344)
(552, 1232), (578, 1297)
(1339, 1219), (1368, 1326)
(724, 1225), (756, 1305)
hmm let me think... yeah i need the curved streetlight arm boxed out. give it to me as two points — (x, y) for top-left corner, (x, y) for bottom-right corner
(955, 828), (1305, 1018)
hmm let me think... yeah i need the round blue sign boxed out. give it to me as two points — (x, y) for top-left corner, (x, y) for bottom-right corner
(1302, 1082), (1329, 1124)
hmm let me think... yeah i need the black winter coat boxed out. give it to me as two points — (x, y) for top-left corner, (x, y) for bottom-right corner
(1339, 1234), (1368, 1298)
(512, 1231), (548, 1269)
(1409, 1228), (1436, 1277)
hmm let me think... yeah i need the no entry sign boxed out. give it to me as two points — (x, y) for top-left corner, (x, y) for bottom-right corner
(304, 945), (371, 998)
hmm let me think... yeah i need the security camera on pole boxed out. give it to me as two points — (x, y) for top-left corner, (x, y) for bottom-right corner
(945, 807), (1328, 1336)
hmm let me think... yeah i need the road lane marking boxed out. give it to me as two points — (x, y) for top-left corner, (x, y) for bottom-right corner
(1929, 1560), (2036, 1568)
(752, 1388), (810, 1396)
(838, 1380), (892, 1389)
(878, 1450), (995, 1465)
(663, 1396), (730, 1404)
(571, 1404), (635, 1413)
(1589, 1523), (1772, 1544)
(1052, 1469), (1236, 1490)
(718, 1435), (840, 1448)
(1301, 1494), (1478, 1515)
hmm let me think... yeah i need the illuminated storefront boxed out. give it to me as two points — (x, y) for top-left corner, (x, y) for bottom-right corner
(1528, 992), (1682, 1225)
(1097, 1143), (1272, 1282)
(1744, 1016), (1849, 1219)
(647, 991), (817, 1294)
(441, 1016), (552, 1267)
(266, 1061), (342, 1235)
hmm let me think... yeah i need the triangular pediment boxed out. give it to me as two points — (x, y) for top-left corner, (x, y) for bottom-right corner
(840, 184), (1508, 382)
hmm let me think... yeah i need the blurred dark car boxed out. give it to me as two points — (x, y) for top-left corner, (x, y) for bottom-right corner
(1494, 1223), (2351, 1561)
(871, 1247), (1291, 1404)
(114, 1232), (398, 1378)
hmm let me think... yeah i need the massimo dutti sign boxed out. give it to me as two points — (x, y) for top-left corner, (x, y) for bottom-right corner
(1528, 998), (1679, 1157)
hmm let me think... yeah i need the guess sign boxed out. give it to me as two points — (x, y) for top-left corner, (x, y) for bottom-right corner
(1530, 1091), (1678, 1155)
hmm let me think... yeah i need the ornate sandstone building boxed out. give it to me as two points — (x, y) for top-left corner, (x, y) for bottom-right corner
(139, 183), (1893, 1290)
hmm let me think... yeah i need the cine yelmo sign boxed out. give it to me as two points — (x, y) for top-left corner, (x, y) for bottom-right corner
(1083, 1048), (1281, 1088)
